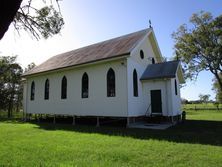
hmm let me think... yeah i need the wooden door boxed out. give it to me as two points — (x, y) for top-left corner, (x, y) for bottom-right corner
(150, 90), (162, 114)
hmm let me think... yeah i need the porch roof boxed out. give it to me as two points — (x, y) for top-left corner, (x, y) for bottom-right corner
(140, 60), (180, 81)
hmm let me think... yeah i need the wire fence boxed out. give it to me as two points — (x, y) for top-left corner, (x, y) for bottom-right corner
(182, 104), (222, 111)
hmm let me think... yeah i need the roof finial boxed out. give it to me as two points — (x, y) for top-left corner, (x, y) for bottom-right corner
(149, 19), (152, 28)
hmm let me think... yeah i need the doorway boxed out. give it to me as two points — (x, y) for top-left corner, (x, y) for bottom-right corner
(150, 90), (162, 114)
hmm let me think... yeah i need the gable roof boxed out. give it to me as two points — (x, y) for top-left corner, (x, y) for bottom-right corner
(140, 60), (183, 81)
(23, 28), (152, 77)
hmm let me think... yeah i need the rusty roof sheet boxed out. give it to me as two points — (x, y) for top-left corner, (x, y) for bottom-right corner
(23, 28), (151, 76)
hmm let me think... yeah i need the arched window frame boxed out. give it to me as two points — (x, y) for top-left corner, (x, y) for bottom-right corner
(61, 76), (67, 99)
(140, 50), (144, 59)
(30, 81), (35, 101)
(175, 79), (178, 95)
(82, 72), (89, 98)
(133, 69), (138, 97)
(152, 57), (155, 64)
(44, 79), (49, 100)
(107, 68), (115, 97)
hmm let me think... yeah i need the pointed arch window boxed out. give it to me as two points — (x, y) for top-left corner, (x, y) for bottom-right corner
(30, 81), (35, 101)
(133, 69), (138, 97)
(44, 79), (49, 100)
(175, 79), (178, 95)
(61, 76), (67, 99)
(82, 72), (89, 98)
(152, 58), (155, 64)
(107, 68), (115, 97)
(140, 50), (144, 59)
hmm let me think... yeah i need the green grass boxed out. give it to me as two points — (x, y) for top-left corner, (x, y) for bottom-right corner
(0, 111), (222, 166)
(186, 109), (222, 121)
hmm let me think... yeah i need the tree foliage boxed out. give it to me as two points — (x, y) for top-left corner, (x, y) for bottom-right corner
(172, 11), (222, 90)
(1, 0), (64, 40)
(0, 56), (23, 117)
(25, 62), (36, 72)
(199, 94), (210, 103)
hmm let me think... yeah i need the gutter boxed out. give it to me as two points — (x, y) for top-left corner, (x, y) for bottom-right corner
(140, 75), (176, 81)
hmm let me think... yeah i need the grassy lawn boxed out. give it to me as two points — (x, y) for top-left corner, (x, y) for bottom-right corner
(0, 111), (222, 166)
(186, 109), (222, 121)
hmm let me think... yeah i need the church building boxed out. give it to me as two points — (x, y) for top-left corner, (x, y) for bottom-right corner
(22, 28), (185, 126)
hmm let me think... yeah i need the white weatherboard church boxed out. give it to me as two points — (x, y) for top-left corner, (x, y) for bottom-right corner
(23, 28), (185, 126)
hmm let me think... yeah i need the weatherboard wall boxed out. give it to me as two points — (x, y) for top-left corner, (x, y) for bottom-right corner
(171, 75), (182, 116)
(23, 81), (27, 115)
(25, 59), (128, 117)
(127, 34), (157, 116)
(142, 79), (172, 116)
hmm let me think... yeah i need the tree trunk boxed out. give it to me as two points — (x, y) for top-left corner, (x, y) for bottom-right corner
(214, 72), (222, 91)
(0, 0), (23, 40)
(7, 101), (12, 118)
(7, 83), (15, 118)
(16, 100), (19, 113)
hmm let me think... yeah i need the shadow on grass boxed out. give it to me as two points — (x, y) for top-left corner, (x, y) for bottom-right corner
(30, 119), (222, 147)
(1, 117), (222, 147)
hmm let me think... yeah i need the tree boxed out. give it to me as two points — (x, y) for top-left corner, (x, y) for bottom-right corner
(25, 62), (36, 72)
(0, 0), (64, 40)
(199, 94), (210, 103)
(0, 56), (23, 118)
(213, 101), (220, 110)
(181, 98), (189, 104)
(0, 0), (23, 40)
(212, 73), (222, 103)
(172, 11), (222, 91)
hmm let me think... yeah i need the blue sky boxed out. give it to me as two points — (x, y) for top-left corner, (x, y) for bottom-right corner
(0, 0), (222, 100)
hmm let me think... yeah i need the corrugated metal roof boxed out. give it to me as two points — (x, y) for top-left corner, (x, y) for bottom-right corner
(23, 28), (151, 76)
(140, 60), (180, 80)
